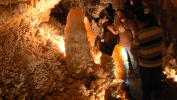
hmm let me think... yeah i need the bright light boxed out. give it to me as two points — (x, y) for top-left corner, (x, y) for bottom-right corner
(120, 48), (128, 61)
(39, 28), (50, 39)
(40, 8), (44, 12)
(92, 51), (102, 64)
(39, 28), (65, 56)
(84, 16), (102, 64)
(57, 36), (65, 56)
(36, 0), (59, 13)
(174, 75), (177, 82)
(116, 95), (121, 98)
(40, 28), (44, 33)
(130, 0), (134, 5)
(163, 71), (166, 74)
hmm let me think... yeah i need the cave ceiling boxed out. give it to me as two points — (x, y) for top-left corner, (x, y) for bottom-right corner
(0, 0), (177, 37)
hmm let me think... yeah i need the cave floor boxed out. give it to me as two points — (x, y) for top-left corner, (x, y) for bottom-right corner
(106, 65), (177, 100)
(126, 67), (177, 100)
(127, 69), (143, 100)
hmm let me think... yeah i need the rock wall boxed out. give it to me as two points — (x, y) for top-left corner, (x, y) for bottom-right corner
(0, 0), (115, 99)
(138, 0), (177, 62)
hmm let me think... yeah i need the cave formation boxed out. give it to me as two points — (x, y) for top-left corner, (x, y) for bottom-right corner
(0, 0), (177, 100)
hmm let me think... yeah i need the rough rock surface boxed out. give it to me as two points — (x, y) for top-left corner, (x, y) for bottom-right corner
(0, 0), (177, 100)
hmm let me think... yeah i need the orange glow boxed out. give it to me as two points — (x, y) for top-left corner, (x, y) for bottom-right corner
(92, 51), (102, 64)
(35, 0), (59, 12)
(112, 44), (128, 80)
(56, 36), (65, 56)
(84, 16), (102, 64)
(84, 17), (95, 46)
(175, 75), (177, 82)
(39, 28), (65, 56)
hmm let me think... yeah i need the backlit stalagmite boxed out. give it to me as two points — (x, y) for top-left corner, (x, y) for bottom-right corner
(112, 44), (128, 80)
(64, 7), (93, 78)
(84, 17), (95, 47)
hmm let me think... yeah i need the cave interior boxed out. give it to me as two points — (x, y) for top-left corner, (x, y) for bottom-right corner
(0, 0), (177, 100)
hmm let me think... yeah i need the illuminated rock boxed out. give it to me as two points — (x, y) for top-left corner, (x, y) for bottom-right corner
(64, 7), (92, 78)
(112, 44), (128, 80)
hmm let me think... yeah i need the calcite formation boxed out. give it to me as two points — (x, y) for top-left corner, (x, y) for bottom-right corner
(0, 0), (177, 100)
(64, 7), (93, 78)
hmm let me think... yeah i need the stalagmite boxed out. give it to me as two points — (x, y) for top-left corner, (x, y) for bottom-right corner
(84, 17), (95, 47)
(112, 44), (128, 80)
(64, 7), (93, 78)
